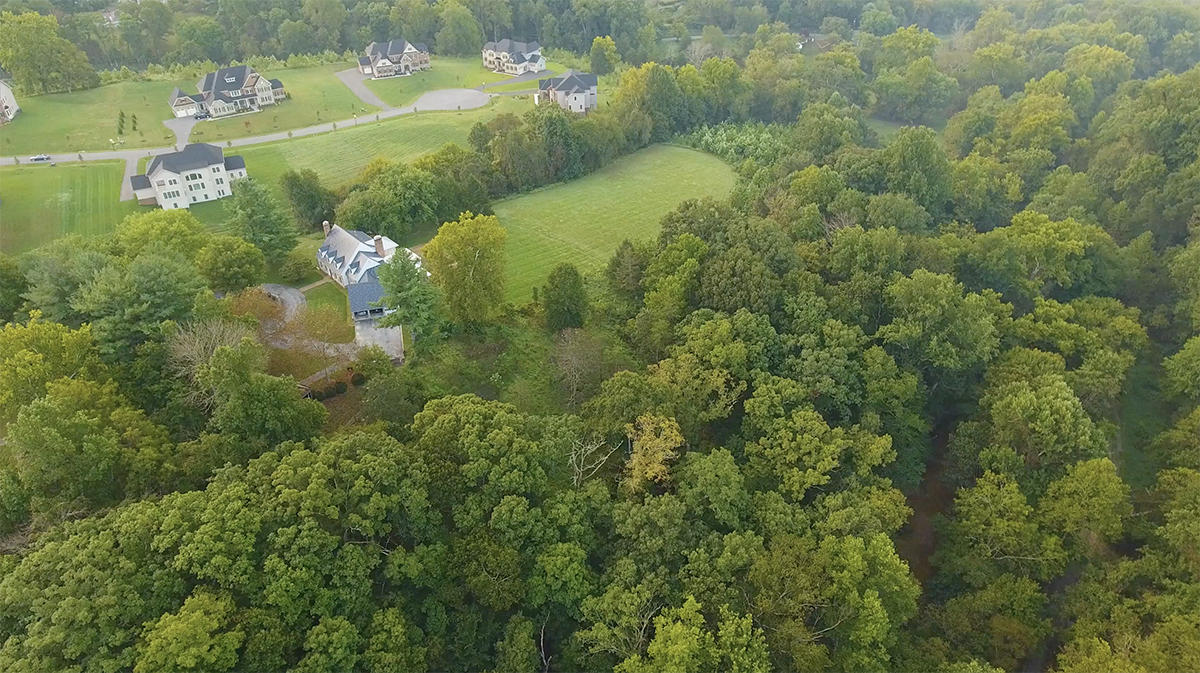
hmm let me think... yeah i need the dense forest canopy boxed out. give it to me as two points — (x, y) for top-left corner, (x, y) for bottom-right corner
(2, 0), (1200, 671)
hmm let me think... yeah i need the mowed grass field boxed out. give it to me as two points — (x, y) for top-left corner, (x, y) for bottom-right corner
(189, 63), (379, 144)
(0, 162), (139, 254)
(363, 57), (509, 107)
(236, 96), (525, 195)
(0, 80), (186, 156)
(493, 145), (737, 302)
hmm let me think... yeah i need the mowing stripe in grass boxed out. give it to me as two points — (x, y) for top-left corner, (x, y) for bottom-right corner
(492, 145), (737, 303)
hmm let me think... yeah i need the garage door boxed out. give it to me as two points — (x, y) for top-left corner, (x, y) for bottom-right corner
(174, 106), (196, 117)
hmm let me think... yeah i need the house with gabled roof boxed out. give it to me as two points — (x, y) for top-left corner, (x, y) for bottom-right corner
(316, 222), (423, 323)
(0, 81), (19, 124)
(482, 39), (546, 75)
(168, 64), (285, 118)
(359, 39), (430, 78)
(129, 143), (247, 209)
(535, 70), (598, 113)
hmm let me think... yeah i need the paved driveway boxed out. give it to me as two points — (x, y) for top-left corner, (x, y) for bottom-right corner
(261, 283), (306, 320)
(335, 68), (394, 110)
(407, 88), (490, 112)
(354, 320), (405, 361)
(161, 116), (196, 148)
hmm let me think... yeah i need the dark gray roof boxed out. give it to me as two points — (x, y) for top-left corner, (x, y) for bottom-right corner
(147, 143), (224, 176)
(268, 78), (283, 89)
(130, 174), (151, 190)
(484, 39), (540, 55)
(539, 70), (598, 93)
(358, 56), (371, 66)
(168, 87), (204, 105)
(347, 271), (386, 314)
(199, 65), (252, 96)
(367, 38), (428, 59)
(224, 155), (245, 170)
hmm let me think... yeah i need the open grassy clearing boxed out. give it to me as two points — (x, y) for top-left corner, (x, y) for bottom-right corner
(0, 80), (188, 156)
(477, 62), (573, 93)
(303, 281), (356, 343)
(0, 161), (139, 254)
(867, 115), (947, 139)
(363, 57), (509, 107)
(236, 96), (524, 197)
(189, 63), (378, 144)
(492, 144), (737, 302)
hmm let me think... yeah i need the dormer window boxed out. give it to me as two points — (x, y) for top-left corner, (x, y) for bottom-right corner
(225, 76), (236, 83)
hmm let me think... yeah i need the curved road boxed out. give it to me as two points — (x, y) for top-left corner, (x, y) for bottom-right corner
(1, 87), (494, 200)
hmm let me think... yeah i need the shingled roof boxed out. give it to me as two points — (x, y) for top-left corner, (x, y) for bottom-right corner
(146, 143), (225, 176)
(483, 39), (541, 55)
(538, 70), (598, 93)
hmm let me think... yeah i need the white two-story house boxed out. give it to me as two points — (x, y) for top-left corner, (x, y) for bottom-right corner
(482, 39), (546, 75)
(130, 143), (247, 210)
(358, 39), (431, 78)
(169, 65), (285, 118)
(535, 70), (599, 113)
(0, 81), (19, 124)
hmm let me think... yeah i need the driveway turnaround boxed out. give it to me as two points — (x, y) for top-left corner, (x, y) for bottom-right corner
(477, 69), (556, 90)
(335, 68), (394, 110)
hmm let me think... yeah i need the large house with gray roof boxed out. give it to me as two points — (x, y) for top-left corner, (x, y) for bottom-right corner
(316, 222), (423, 323)
(535, 70), (598, 113)
(482, 39), (546, 75)
(130, 143), (247, 209)
(358, 39), (430, 78)
(0, 81), (19, 124)
(168, 65), (285, 118)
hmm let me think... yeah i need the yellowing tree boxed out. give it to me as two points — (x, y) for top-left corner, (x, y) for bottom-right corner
(623, 415), (684, 494)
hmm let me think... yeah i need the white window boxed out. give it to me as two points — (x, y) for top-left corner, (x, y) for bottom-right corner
(192, 196), (197, 202)
(155, 180), (165, 187)
(169, 179), (178, 185)
(225, 76), (236, 83)
(186, 172), (202, 181)
(212, 166), (221, 173)
(189, 182), (205, 191)
(215, 177), (224, 185)
(218, 189), (225, 196)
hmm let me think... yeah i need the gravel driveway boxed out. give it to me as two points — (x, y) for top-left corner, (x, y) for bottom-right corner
(261, 283), (306, 320)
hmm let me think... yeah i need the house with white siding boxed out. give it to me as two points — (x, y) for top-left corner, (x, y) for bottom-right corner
(0, 81), (19, 124)
(130, 143), (247, 210)
(316, 222), (423, 323)
(535, 70), (598, 113)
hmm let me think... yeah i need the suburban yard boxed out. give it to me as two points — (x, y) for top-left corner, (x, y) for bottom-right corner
(3, 99), (525, 256)
(236, 96), (524, 196)
(490, 145), (737, 302)
(0, 161), (139, 254)
(0, 80), (186, 155)
(363, 57), (510, 107)
(189, 63), (378, 144)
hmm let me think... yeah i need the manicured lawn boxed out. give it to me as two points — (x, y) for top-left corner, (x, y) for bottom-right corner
(236, 96), (525, 197)
(0, 80), (187, 156)
(303, 281), (356, 343)
(363, 57), (509, 107)
(264, 233), (325, 286)
(189, 64), (379, 144)
(491, 144), (737, 302)
(0, 161), (139, 254)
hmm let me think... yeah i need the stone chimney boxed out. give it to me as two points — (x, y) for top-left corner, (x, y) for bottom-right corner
(374, 234), (385, 257)
(322, 220), (331, 236)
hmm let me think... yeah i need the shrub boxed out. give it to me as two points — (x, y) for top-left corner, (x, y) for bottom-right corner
(324, 385), (338, 398)
(311, 388), (326, 401)
(279, 254), (314, 284)
(351, 373), (366, 386)
(335, 381), (348, 394)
